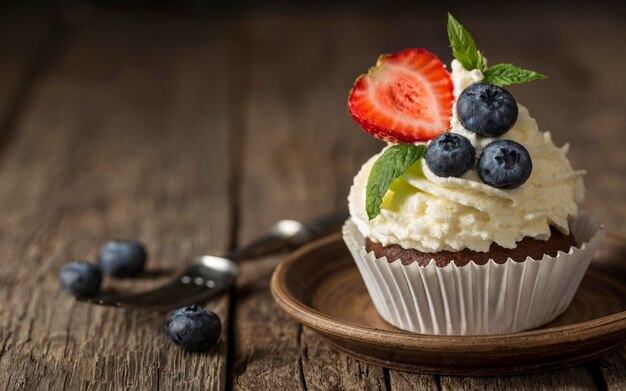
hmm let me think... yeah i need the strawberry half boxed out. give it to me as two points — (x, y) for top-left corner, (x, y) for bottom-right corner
(348, 48), (454, 143)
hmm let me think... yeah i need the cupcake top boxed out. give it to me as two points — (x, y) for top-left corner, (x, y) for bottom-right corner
(347, 15), (585, 253)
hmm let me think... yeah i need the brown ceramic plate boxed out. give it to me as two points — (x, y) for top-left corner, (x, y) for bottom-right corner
(271, 233), (626, 376)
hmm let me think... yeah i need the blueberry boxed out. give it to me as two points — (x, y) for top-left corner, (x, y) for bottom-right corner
(59, 262), (102, 297)
(456, 83), (518, 137)
(98, 240), (147, 277)
(478, 140), (532, 189)
(165, 305), (221, 351)
(425, 133), (475, 177)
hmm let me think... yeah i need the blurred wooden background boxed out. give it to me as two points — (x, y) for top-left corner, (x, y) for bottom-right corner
(0, 2), (624, 390)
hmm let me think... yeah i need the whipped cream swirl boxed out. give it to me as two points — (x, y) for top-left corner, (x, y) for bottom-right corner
(348, 59), (585, 253)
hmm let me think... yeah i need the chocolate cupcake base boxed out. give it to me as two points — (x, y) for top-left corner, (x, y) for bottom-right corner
(343, 213), (604, 335)
(366, 227), (576, 267)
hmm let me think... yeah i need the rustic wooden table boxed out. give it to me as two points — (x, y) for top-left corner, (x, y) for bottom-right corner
(0, 3), (625, 390)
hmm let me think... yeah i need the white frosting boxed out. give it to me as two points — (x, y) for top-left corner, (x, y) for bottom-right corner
(348, 59), (585, 252)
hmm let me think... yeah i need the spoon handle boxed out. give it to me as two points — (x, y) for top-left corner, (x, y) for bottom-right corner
(227, 211), (348, 262)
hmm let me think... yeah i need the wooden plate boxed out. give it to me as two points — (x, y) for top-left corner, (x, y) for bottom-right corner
(271, 233), (626, 376)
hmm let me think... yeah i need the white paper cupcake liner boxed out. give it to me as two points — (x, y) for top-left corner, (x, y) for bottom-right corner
(342, 212), (605, 335)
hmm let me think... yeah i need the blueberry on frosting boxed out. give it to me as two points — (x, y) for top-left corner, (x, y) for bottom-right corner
(425, 133), (475, 177)
(456, 83), (518, 137)
(478, 140), (532, 189)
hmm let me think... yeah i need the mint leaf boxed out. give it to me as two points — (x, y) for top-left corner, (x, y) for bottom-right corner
(447, 13), (484, 71)
(365, 144), (426, 220)
(447, 15), (547, 85)
(476, 51), (486, 71)
(483, 63), (547, 86)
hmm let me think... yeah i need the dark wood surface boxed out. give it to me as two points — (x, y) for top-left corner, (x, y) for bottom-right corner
(0, 3), (624, 390)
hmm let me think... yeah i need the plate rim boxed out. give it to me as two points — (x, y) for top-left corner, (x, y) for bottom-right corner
(271, 232), (626, 351)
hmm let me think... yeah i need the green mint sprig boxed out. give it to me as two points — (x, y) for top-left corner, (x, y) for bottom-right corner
(447, 13), (547, 86)
(482, 63), (547, 86)
(447, 13), (485, 72)
(365, 144), (426, 220)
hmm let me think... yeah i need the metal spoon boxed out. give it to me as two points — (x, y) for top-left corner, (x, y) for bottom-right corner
(79, 212), (347, 310)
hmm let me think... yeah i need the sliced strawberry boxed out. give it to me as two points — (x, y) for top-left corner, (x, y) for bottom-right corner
(348, 48), (454, 143)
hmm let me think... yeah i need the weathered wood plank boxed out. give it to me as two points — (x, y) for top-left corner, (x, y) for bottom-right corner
(0, 10), (236, 390)
(0, 5), (624, 391)
(599, 346), (626, 390)
(0, 6), (54, 149)
(232, 13), (389, 391)
(388, 370), (439, 391)
(440, 367), (598, 391)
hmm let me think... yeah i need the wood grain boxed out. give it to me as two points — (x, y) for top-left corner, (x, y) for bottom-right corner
(0, 10), (235, 390)
(439, 369), (598, 391)
(231, 13), (387, 391)
(0, 7), (54, 147)
(599, 346), (626, 390)
(0, 3), (624, 390)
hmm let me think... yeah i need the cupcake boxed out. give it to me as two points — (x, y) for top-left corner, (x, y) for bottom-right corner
(342, 14), (604, 335)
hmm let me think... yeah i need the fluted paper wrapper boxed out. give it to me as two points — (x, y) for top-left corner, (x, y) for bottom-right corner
(343, 212), (604, 335)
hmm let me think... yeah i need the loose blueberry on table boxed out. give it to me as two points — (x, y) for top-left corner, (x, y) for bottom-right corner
(98, 240), (147, 277)
(165, 305), (222, 352)
(59, 261), (102, 297)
